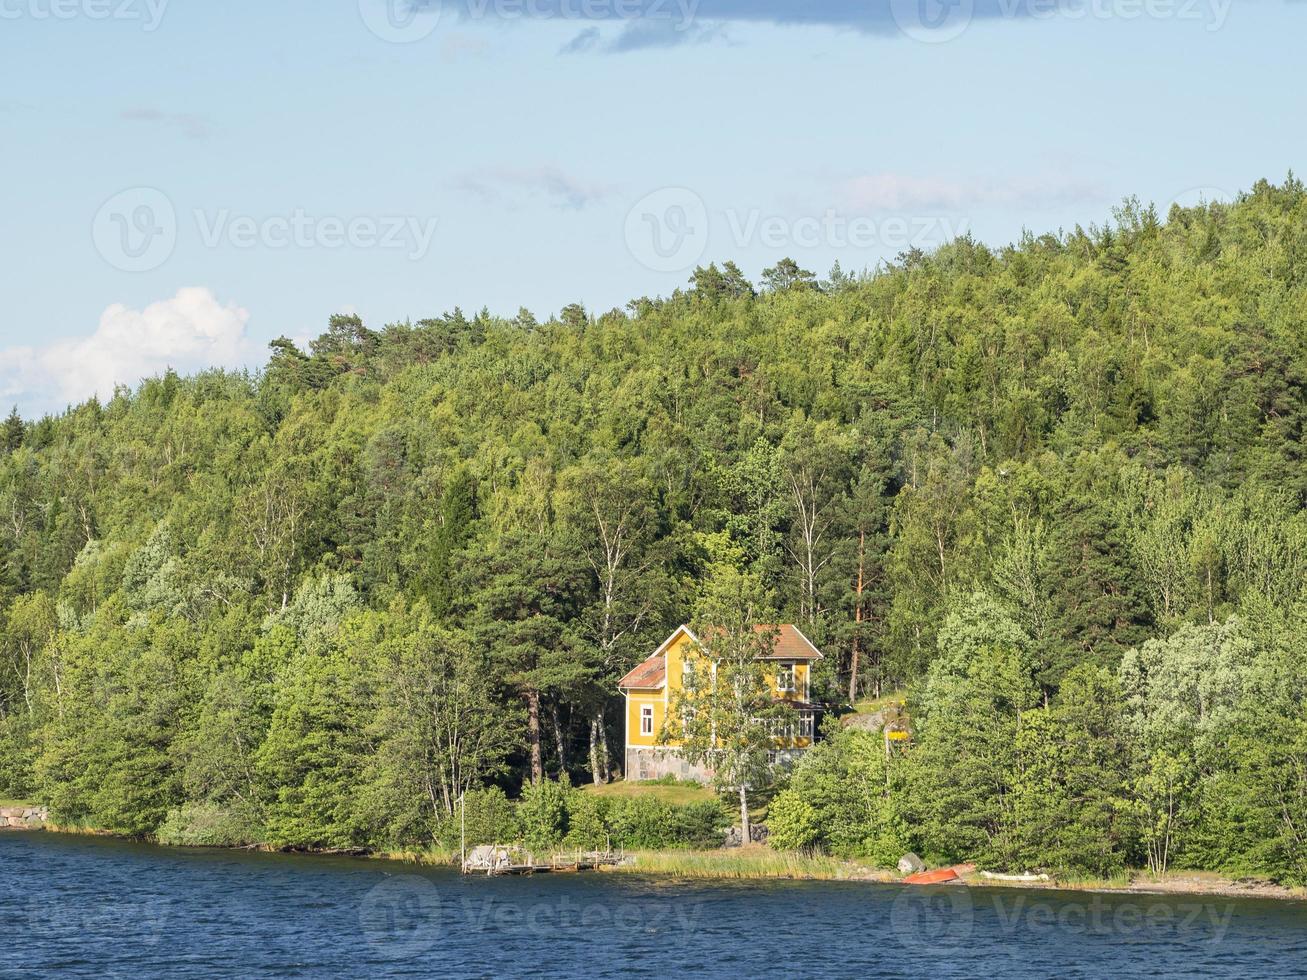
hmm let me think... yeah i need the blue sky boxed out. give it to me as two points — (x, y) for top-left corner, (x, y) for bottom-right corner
(1, 0), (1305, 415)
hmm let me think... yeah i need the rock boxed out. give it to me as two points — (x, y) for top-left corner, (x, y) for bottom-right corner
(898, 853), (926, 874)
(844, 709), (890, 732)
(723, 824), (771, 847)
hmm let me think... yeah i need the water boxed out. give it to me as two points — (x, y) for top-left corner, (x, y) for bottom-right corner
(3, 832), (1306, 978)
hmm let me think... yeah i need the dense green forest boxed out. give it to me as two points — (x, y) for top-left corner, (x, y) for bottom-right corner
(3, 178), (1307, 880)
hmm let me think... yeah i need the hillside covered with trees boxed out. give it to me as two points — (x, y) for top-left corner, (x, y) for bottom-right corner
(3, 178), (1307, 880)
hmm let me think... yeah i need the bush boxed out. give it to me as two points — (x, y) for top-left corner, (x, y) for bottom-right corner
(607, 795), (730, 850)
(784, 726), (909, 864)
(438, 782), (731, 853)
(564, 793), (611, 850)
(670, 800), (732, 849)
(156, 801), (263, 847)
(438, 786), (521, 849)
(519, 777), (571, 851)
(766, 790), (821, 851)
(607, 797), (676, 849)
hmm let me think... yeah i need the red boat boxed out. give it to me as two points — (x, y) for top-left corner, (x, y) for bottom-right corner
(902, 868), (961, 885)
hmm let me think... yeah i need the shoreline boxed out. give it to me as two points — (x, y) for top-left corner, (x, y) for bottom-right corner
(10, 824), (1306, 903)
(598, 849), (1307, 902)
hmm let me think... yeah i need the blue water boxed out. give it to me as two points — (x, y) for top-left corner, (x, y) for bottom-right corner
(3, 832), (1306, 978)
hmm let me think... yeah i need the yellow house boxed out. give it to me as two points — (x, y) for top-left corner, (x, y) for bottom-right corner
(618, 624), (823, 782)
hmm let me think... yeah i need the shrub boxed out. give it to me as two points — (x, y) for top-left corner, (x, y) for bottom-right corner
(766, 790), (821, 851)
(607, 795), (730, 850)
(519, 777), (571, 852)
(670, 800), (732, 848)
(564, 792), (611, 850)
(785, 726), (908, 863)
(156, 801), (263, 847)
(607, 797), (676, 849)
(440, 786), (521, 849)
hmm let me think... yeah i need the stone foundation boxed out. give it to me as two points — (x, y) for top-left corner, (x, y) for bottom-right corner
(0, 805), (48, 830)
(625, 747), (714, 783)
(625, 747), (807, 783)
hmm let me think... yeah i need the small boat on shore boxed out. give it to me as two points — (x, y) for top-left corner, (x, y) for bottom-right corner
(903, 867), (961, 885)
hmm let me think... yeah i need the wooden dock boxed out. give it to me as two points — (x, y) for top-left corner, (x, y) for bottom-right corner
(462, 845), (624, 876)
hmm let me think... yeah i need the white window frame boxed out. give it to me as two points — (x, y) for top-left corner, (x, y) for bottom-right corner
(776, 662), (796, 693)
(640, 705), (654, 736)
(799, 712), (814, 739)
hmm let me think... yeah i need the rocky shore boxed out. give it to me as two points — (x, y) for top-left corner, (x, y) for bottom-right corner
(0, 805), (49, 830)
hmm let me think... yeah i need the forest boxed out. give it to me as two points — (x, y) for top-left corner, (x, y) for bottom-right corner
(2, 177), (1307, 881)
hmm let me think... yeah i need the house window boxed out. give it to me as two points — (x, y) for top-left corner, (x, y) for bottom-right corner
(776, 663), (795, 693)
(799, 712), (814, 739)
(640, 705), (654, 736)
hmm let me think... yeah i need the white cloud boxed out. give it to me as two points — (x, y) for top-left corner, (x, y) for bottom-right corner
(453, 165), (617, 211)
(119, 107), (212, 140)
(839, 173), (1105, 212)
(0, 288), (253, 416)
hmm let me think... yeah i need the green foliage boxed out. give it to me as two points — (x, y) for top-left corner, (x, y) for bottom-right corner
(156, 801), (263, 847)
(441, 786), (521, 849)
(563, 791), (610, 850)
(765, 789), (821, 851)
(603, 795), (729, 850)
(902, 642), (1039, 869)
(3, 179), (1307, 879)
(1011, 666), (1132, 876)
(519, 775), (572, 851)
(782, 726), (908, 865)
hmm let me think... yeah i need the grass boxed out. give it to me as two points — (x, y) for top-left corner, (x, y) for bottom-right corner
(379, 846), (459, 867)
(850, 689), (908, 716)
(610, 846), (886, 880)
(0, 798), (36, 809)
(580, 778), (716, 806)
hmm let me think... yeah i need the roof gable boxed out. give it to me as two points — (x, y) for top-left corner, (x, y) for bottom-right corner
(620, 623), (823, 692)
(755, 624), (824, 660)
(618, 654), (666, 690)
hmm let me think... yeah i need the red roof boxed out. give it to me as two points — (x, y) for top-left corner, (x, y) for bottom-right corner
(753, 624), (823, 660)
(619, 624), (822, 692)
(618, 654), (666, 690)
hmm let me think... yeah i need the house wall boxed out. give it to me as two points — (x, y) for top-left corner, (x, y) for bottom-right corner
(624, 690), (666, 749)
(622, 626), (819, 781)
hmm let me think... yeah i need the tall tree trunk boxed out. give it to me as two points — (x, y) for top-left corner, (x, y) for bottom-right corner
(738, 784), (750, 846)
(849, 529), (865, 703)
(589, 713), (610, 785)
(551, 700), (567, 775)
(526, 690), (543, 784)
(598, 717), (611, 782)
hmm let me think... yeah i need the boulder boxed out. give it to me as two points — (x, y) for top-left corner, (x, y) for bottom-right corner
(723, 824), (770, 848)
(898, 853), (926, 874)
(844, 709), (891, 732)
